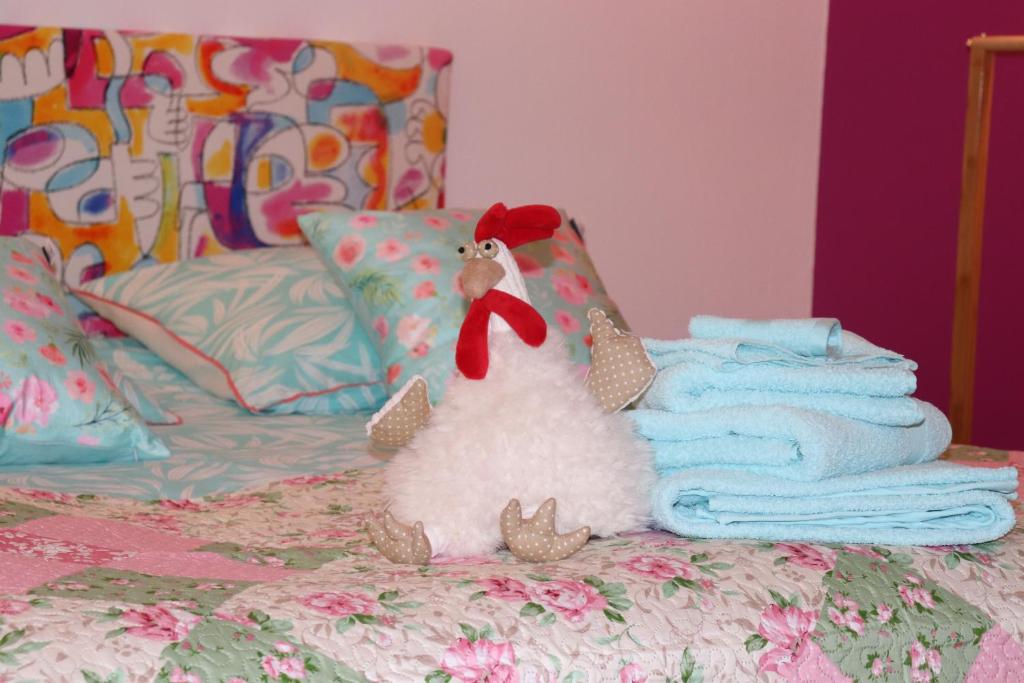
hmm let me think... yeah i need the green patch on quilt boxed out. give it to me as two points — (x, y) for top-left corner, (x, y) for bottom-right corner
(29, 568), (253, 614)
(813, 548), (992, 682)
(196, 542), (351, 569)
(157, 610), (368, 682)
(0, 499), (57, 527)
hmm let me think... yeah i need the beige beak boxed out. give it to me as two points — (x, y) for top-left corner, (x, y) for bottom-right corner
(460, 258), (505, 300)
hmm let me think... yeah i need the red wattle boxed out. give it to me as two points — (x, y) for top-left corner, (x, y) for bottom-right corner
(455, 299), (493, 380)
(455, 290), (548, 380)
(483, 290), (547, 347)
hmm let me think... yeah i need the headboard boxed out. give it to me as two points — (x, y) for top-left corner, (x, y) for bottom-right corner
(0, 24), (451, 287)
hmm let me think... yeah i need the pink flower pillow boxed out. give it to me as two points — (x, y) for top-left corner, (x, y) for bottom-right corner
(300, 208), (627, 402)
(0, 237), (168, 466)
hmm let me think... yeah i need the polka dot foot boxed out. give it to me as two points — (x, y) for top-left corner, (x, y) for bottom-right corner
(366, 511), (432, 565)
(500, 498), (590, 563)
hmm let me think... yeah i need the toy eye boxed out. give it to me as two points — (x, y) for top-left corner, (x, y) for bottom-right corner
(479, 240), (498, 259)
(458, 242), (476, 262)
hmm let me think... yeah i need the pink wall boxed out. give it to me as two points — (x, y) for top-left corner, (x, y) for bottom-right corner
(2, 1), (829, 337)
(813, 2), (1024, 449)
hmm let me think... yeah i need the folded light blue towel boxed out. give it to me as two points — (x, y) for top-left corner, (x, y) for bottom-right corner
(640, 350), (917, 398)
(690, 315), (843, 357)
(650, 461), (1018, 545)
(645, 332), (917, 372)
(641, 381), (923, 426)
(629, 400), (951, 481)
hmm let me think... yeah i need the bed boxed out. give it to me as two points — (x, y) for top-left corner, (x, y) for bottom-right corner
(1, 23), (1023, 683)
(0, 337), (1018, 681)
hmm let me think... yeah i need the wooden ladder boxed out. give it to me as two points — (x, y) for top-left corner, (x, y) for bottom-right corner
(950, 35), (1024, 443)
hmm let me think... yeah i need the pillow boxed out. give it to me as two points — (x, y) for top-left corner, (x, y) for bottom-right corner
(91, 338), (182, 426)
(74, 247), (387, 415)
(110, 372), (181, 426)
(299, 208), (627, 402)
(0, 237), (169, 466)
(5, 238), (177, 425)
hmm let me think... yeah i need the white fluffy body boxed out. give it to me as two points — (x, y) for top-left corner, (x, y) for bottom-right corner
(385, 331), (655, 557)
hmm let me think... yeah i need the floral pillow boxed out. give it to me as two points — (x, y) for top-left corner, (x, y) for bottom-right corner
(74, 247), (387, 415)
(0, 237), (169, 466)
(300, 209), (626, 402)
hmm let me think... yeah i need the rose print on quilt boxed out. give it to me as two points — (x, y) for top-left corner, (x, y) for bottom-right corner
(774, 543), (838, 572)
(427, 624), (518, 683)
(620, 548), (731, 601)
(745, 597), (851, 681)
(468, 574), (628, 628)
(0, 451), (1020, 680)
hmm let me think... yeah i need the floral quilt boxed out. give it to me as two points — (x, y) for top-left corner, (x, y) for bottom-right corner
(0, 447), (1021, 682)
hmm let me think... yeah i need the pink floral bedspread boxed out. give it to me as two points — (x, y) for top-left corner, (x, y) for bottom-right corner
(0, 449), (1021, 682)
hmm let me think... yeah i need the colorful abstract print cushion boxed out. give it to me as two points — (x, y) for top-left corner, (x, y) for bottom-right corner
(0, 25), (451, 302)
(300, 209), (626, 402)
(0, 237), (168, 465)
(75, 247), (386, 415)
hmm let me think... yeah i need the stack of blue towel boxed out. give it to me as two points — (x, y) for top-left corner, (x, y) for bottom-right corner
(630, 316), (1018, 546)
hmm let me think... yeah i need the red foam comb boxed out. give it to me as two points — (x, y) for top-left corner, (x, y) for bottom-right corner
(474, 202), (561, 249)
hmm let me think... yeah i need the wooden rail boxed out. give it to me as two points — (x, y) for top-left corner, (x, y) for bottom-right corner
(949, 35), (1024, 443)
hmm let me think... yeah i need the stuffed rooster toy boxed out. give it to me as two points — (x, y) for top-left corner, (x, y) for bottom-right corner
(366, 203), (655, 564)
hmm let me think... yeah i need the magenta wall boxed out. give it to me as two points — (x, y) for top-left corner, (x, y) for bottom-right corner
(813, 1), (1024, 449)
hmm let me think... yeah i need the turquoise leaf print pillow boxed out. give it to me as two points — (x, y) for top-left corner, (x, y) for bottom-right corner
(86, 335), (182, 426)
(111, 371), (181, 426)
(0, 237), (169, 466)
(299, 209), (626, 402)
(74, 247), (386, 415)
